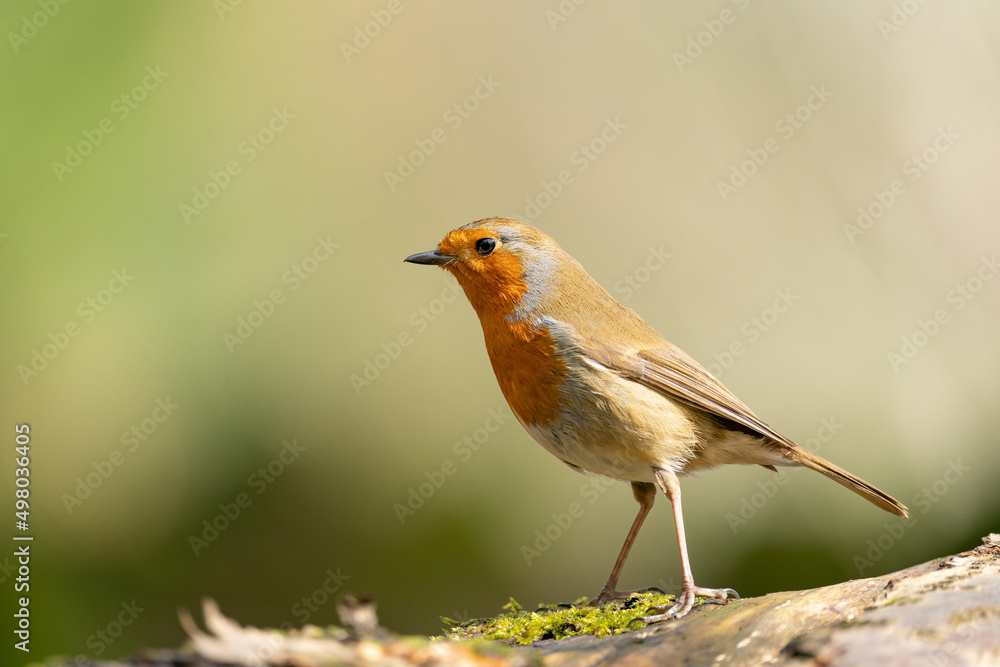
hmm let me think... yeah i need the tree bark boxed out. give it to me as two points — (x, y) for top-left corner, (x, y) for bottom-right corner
(66, 534), (1000, 667)
(531, 533), (1000, 666)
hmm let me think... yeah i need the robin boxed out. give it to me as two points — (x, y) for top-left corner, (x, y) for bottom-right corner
(404, 217), (907, 623)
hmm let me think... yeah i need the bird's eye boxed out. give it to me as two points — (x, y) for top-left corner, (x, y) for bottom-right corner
(475, 237), (496, 256)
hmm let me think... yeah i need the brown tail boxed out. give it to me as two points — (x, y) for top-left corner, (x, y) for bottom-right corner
(787, 447), (908, 517)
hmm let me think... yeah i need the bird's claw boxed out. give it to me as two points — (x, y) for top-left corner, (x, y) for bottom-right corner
(630, 586), (739, 626)
(626, 615), (651, 629)
(699, 588), (739, 605)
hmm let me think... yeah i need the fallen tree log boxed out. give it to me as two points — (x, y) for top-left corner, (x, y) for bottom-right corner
(57, 533), (1000, 667)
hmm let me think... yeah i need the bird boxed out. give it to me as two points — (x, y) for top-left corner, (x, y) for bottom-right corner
(404, 217), (908, 623)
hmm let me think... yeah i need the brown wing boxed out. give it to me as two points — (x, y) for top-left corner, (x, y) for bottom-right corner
(577, 338), (909, 517)
(580, 338), (792, 447)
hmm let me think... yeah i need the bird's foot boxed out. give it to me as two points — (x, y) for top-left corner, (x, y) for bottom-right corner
(628, 586), (738, 626)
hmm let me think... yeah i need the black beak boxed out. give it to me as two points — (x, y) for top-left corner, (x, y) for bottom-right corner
(404, 250), (456, 266)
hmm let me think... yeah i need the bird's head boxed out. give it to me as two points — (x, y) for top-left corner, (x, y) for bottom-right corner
(404, 217), (568, 322)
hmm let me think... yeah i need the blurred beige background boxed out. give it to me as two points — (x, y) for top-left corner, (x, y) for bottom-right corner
(2, 1), (999, 663)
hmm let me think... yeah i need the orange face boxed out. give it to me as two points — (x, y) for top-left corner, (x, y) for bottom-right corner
(434, 223), (528, 322)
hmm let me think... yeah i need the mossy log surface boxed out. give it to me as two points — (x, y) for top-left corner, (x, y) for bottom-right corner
(531, 533), (1000, 666)
(46, 534), (1000, 667)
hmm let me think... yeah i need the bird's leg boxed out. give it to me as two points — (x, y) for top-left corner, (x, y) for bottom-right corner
(635, 469), (738, 623)
(585, 482), (664, 607)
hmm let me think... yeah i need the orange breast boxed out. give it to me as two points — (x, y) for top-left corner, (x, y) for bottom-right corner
(436, 226), (567, 426)
(481, 315), (565, 428)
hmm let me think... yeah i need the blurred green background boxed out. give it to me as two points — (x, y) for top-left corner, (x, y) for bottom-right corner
(2, 1), (999, 664)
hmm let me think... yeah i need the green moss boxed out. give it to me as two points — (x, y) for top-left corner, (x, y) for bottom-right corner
(444, 592), (706, 645)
